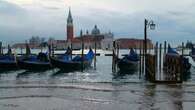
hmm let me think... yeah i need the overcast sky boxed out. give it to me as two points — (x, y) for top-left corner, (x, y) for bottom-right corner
(0, 0), (195, 45)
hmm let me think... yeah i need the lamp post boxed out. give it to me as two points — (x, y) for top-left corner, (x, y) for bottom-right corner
(144, 19), (155, 55)
(144, 19), (155, 76)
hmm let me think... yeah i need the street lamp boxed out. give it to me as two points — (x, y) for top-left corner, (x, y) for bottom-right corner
(144, 19), (155, 77)
(144, 19), (155, 56)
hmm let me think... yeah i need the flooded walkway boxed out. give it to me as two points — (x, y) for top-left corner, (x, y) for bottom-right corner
(0, 83), (195, 110)
(0, 55), (195, 110)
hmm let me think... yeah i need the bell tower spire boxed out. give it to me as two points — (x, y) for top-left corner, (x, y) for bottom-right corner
(66, 7), (74, 41)
(67, 7), (73, 26)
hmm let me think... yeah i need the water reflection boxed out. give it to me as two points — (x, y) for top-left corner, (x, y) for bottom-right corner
(166, 85), (183, 110)
(183, 72), (191, 81)
(16, 71), (36, 78)
(139, 85), (156, 110)
(51, 69), (70, 77)
(0, 68), (19, 74)
(112, 69), (138, 80)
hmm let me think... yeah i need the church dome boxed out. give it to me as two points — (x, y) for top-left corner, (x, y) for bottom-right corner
(91, 25), (100, 35)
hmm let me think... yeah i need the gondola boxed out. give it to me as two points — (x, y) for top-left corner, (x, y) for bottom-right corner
(17, 44), (51, 71)
(190, 46), (195, 61)
(165, 45), (191, 73)
(17, 53), (51, 71)
(0, 55), (17, 70)
(50, 48), (94, 72)
(0, 45), (18, 71)
(117, 48), (139, 73)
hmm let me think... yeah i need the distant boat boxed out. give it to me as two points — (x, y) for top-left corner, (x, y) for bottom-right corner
(17, 52), (51, 71)
(117, 48), (139, 73)
(50, 48), (94, 72)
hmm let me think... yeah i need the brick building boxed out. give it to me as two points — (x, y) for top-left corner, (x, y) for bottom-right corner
(116, 38), (153, 49)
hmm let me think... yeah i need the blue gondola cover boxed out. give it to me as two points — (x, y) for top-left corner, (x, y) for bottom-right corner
(167, 45), (178, 55)
(122, 49), (139, 62)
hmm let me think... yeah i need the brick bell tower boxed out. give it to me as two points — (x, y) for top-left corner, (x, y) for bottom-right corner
(67, 8), (74, 42)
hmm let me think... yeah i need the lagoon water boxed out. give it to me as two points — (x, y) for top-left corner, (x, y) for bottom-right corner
(0, 49), (195, 110)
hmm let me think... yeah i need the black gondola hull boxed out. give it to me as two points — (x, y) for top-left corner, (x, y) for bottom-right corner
(0, 61), (18, 71)
(17, 60), (52, 71)
(117, 60), (138, 73)
(50, 57), (92, 72)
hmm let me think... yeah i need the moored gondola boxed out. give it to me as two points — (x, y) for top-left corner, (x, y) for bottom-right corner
(190, 46), (195, 61)
(117, 48), (139, 73)
(0, 55), (17, 70)
(165, 45), (191, 73)
(0, 45), (18, 71)
(17, 44), (51, 71)
(50, 48), (94, 72)
(17, 53), (51, 71)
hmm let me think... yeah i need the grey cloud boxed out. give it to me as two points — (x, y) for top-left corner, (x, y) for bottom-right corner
(43, 6), (61, 10)
(1, 0), (195, 45)
(167, 11), (189, 16)
(0, 1), (26, 15)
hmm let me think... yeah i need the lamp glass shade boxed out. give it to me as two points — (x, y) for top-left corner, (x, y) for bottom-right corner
(150, 23), (155, 30)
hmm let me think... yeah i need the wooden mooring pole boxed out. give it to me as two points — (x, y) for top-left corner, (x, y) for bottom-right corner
(81, 30), (84, 72)
(52, 43), (54, 57)
(163, 41), (167, 76)
(94, 37), (97, 70)
(7, 44), (12, 55)
(0, 41), (2, 55)
(164, 41), (167, 54)
(182, 42), (184, 56)
(139, 43), (142, 78)
(159, 43), (162, 80)
(155, 42), (158, 70)
(116, 43), (119, 60)
(142, 41), (145, 75)
(48, 45), (51, 57)
(20, 47), (23, 55)
(181, 42), (184, 82)
(112, 41), (116, 72)
(71, 42), (73, 60)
